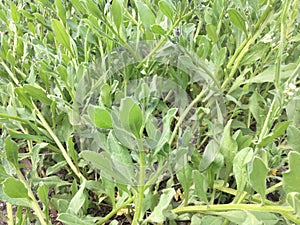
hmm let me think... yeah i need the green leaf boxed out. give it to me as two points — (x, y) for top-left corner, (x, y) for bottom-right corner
(177, 164), (192, 204)
(136, 1), (155, 28)
(4, 137), (18, 167)
(111, 0), (123, 31)
(55, 0), (66, 23)
(107, 131), (132, 164)
(81, 151), (133, 185)
(23, 85), (52, 105)
(145, 188), (175, 223)
(287, 192), (300, 218)
(70, 0), (86, 15)
(287, 126), (300, 152)
(247, 63), (297, 84)
(86, 0), (103, 19)
(128, 103), (143, 138)
(37, 184), (49, 205)
(3, 178), (29, 199)
(52, 19), (72, 53)
(220, 120), (238, 182)
(193, 170), (208, 204)
(233, 147), (253, 192)
(68, 180), (86, 215)
(58, 213), (94, 225)
(249, 156), (269, 202)
(151, 24), (167, 35)
(158, 0), (175, 21)
(257, 121), (290, 147)
(0, 184), (31, 207)
(283, 151), (300, 193)
(206, 24), (217, 43)
(199, 140), (220, 171)
(228, 8), (247, 34)
(88, 105), (112, 129)
(10, 3), (20, 23)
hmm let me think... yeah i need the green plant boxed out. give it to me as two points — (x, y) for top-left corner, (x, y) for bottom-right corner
(0, 0), (299, 224)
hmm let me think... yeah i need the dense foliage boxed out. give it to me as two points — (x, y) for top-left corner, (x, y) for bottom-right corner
(0, 0), (300, 224)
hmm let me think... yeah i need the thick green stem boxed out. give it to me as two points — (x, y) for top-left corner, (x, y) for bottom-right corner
(172, 204), (300, 224)
(6, 203), (14, 225)
(132, 139), (146, 225)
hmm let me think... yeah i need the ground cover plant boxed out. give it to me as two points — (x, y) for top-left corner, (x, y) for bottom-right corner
(0, 0), (299, 224)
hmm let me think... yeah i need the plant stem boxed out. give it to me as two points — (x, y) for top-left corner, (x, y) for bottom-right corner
(222, 1), (275, 91)
(132, 139), (146, 225)
(33, 105), (86, 181)
(96, 197), (134, 224)
(172, 204), (300, 224)
(6, 203), (14, 225)
(169, 87), (208, 146)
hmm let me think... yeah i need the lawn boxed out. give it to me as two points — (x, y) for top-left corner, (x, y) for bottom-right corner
(0, 0), (300, 224)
